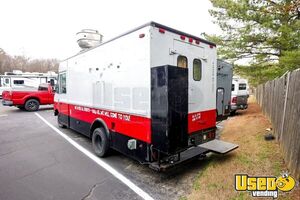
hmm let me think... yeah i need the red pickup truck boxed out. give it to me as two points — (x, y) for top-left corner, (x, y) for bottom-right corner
(2, 83), (54, 111)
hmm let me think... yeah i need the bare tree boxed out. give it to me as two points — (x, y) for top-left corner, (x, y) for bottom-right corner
(0, 48), (59, 74)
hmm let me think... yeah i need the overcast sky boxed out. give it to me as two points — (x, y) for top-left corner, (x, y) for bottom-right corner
(0, 0), (219, 60)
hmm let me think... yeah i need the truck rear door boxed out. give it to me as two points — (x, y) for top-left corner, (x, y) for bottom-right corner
(173, 40), (205, 112)
(172, 39), (216, 134)
(217, 88), (225, 115)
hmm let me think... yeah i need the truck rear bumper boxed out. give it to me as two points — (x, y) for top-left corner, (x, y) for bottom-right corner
(231, 104), (248, 111)
(2, 100), (13, 106)
(149, 139), (238, 171)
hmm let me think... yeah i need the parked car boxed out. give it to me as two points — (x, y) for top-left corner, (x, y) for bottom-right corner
(2, 83), (54, 111)
(230, 77), (249, 115)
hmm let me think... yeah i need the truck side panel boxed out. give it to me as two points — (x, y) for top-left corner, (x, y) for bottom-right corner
(216, 60), (233, 119)
(56, 27), (152, 143)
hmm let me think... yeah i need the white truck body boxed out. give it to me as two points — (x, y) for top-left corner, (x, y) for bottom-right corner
(54, 22), (238, 170)
(56, 25), (217, 117)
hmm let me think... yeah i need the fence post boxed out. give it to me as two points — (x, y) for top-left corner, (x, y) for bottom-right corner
(280, 72), (290, 141)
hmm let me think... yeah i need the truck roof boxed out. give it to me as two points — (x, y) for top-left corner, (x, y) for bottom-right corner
(149, 22), (216, 46)
(63, 21), (216, 62)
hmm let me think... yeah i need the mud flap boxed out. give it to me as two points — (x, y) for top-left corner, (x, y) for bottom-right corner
(198, 139), (238, 154)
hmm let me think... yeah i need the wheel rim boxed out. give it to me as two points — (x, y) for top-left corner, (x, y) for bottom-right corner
(28, 101), (37, 110)
(94, 134), (103, 152)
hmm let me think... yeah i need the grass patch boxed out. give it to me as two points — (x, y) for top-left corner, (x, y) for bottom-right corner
(272, 161), (282, 176)
(193, 167), (209, 190)
(236, 154), (252, 167)
(192, 157), (218, 190)
(255, 132), (264, 142)
(207, 183), (219, 190)
(258, 150), (268, 162)
(187, 100), (299, 200)
(256, 139), (282, 175)
(179, 196), (188, 200)
(229, 192), (248, 200)
(193, 180), (201, 191)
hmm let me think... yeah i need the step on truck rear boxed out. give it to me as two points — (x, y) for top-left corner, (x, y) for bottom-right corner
(54, 22), (238, 171)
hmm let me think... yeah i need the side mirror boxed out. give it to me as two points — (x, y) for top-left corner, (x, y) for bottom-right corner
(50, 79), (55, 86)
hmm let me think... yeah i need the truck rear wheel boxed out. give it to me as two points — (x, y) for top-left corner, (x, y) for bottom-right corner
(24, 99), (40, 111)
(58, 117), (67, 128)
(92, 128), (109, 157)
(230, 110), (236, 115)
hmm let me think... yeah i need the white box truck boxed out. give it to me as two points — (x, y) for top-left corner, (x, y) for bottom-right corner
(54, 22), (238, 171)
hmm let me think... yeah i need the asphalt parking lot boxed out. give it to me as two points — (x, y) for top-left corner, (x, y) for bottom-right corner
(0, 104), (145, 200)
(0, 104), (225, 200)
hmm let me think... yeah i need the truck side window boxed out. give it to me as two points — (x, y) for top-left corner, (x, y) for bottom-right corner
(193, 59), (202, 81)
(231, 84), (235, 91)
(239, 83), (246, 90)
(38, 86), (48, 91)
(177, 55), (187, 68)
(13, 80), (24, 85)
(59, 73), (67, 94)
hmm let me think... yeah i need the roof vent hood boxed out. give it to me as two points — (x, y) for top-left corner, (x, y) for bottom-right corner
(76, 29), (103, 49)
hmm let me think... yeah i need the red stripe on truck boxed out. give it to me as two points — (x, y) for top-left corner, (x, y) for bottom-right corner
(188, 109), (216, 134)
(55, 102), (216, 143)
(56, 102), (152, 143)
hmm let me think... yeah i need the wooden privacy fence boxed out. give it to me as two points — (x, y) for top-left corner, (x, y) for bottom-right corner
(255, 69), (300, 180)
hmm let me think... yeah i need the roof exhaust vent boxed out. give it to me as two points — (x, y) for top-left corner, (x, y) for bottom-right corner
(76, 29), (103, 49)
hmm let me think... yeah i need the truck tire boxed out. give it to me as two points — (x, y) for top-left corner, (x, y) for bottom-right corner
(92, 128), (109, 157)
(24, 99), (40, 111)
(58, 117), (67, 128)
(230, 110), (236, 115)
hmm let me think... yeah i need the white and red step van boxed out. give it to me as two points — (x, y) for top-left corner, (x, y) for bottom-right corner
(54, 22), (238, 171)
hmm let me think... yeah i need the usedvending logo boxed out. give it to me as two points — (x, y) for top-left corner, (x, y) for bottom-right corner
(235, 172), (296, 198)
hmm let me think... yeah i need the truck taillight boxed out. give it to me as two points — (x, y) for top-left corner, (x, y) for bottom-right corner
(207, 131), (215, 139)
(158, 28), (165, 33)
(232, 97), (237, 104)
